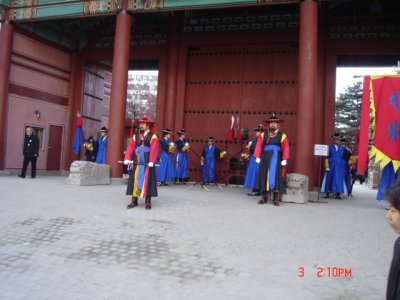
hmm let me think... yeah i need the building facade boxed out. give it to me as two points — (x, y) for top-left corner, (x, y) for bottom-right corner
(0, 0), (399, 189)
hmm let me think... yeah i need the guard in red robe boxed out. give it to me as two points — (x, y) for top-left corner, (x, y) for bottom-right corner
(124, 117), (159, 210)
(254, 114), (289, 206)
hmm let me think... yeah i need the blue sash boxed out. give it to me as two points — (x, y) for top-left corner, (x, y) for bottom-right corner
(135, 146), (150, 188)
(263, 145), (281, 190)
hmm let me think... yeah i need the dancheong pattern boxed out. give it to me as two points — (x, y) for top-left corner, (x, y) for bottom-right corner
(12, 0), (38, 7)
(2, 0), (299, 21)
(12, 5), (37, 20)
(128, 0), (165, 10)
(83, 0), (117, 16)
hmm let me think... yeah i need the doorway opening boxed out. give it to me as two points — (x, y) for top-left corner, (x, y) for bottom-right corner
(47, 125), (63, 171)
(126, 62), (159, 122)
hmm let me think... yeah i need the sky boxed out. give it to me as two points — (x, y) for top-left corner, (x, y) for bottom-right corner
(335, 66), (397, 97)
(128, 70), (158, 76)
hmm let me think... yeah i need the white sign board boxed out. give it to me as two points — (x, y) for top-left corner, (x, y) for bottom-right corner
(314, 144), (329, 156)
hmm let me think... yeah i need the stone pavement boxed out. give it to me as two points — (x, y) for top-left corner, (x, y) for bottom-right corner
(0, 176), (395, 300)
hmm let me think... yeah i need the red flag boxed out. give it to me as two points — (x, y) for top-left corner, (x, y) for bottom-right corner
(227, 129), (233, 141)
(236, 128), (242, 141)
(357, 76), (371, 175)
(369, 75), (400, 172)
(227, 115), (234, 141)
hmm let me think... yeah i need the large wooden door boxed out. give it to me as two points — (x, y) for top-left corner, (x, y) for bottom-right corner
(47, 125), (63, 171)
(183, 43), (298, 183)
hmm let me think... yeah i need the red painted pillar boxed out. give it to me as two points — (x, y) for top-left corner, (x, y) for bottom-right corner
(174, 43), (188, 132)
(65, 53), (81, 169)
(164, 17), (179, 129)
(107, 10), (132, 178)
(0, 22), (14, 169)
(294, 0), (318, 190)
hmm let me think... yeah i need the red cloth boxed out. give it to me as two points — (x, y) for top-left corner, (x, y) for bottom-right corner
(226, 129), (233, 141)
(371, 76), (400, 161)
(357, 76), (371, 175)
(236, 128), (242, 141)
(124, 131), (159, 164)
(76, 116), (83, 127)
(254, 131), (289, 160)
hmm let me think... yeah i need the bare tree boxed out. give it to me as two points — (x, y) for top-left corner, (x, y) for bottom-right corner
(126, 78), (157, 121)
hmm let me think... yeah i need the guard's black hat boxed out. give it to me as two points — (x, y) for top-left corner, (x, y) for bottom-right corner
(162, 128), (173, 135)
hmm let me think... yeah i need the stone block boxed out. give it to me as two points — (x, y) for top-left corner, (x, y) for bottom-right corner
(65, 161), (110, 186)
(96, 164), (111, 185)
(368, 171), (380, 189)
(0, 170), (11, 176)
(367, 160), (380, 189)
(282, 173), (309, 204)
(308, 191), (319, 202)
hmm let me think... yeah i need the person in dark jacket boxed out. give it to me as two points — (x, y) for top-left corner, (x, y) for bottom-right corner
(18, 127), (39, 178)
(386, 180), (400, 300)
(83, 136), (97, 162)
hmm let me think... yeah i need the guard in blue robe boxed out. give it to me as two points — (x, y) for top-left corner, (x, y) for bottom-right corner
(321, 133), (350, 199)
(201, 136), (225, 184)
(175, 129), (190, 184)
(95, 127), (108, 164)
(377, 162), (400, 201)
(244, 126), (262, 196)
(156, 129), (175, 185)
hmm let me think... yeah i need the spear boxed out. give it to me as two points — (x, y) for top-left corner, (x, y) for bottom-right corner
(117, 161), (160, 167)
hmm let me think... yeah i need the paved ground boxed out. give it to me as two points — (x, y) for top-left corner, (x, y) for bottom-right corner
(0, 175), (395, 300)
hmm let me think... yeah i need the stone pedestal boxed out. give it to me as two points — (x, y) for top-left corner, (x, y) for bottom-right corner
(282, 173), (309, 204)
(367, 160), (380, 190)
(66, 161), (111, 186)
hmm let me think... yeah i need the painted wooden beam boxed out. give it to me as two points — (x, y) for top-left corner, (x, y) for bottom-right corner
(8, 0), (119, 22)
(128, 0), (299, 11)
(3, 0), (300, 22)
(0, 6), (5, 21)
(0, 0), (12, 8)
(11, 0), (79, 8)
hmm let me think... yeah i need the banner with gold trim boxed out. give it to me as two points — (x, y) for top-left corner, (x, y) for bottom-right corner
(368, 75), (400, 173)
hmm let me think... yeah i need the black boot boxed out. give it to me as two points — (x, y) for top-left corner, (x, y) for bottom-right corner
(127, 197), (138, 209)
(145, 197), (152, 210)
(273, 192), (280, 206)
(258, 192), (268, 204)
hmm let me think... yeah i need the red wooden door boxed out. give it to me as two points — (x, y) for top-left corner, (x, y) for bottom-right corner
(47, 125), (63, 171)
(183, 43), (298, 183)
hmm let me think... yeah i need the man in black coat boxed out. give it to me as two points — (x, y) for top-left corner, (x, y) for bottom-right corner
(18, 127), (39, 178)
